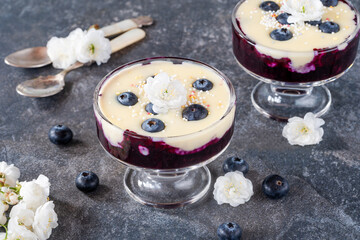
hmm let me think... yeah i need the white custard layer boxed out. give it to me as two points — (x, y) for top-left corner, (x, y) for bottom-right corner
(236, 0), (357, 68)
(97, 61), (235, 151)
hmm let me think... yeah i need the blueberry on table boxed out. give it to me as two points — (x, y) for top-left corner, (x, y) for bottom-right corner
(259, 1), (280, 11)
(305, 20), (322, 26)
(223, 157), (249, 174)
(321, 0), (338, 7)
(182, 104), (208, 121)
(145, 103), (158, 115)
(276, 13), (292, 25)
(48, 125), (73, 145)
(141, 118), (165, 132)
(217, 222), (242, 240)
(262, 174), (289, 199)
(319, 21), (340, 33)
(192, 79), (213, 91)
(117, 92), (138, 106)
(75, 171), (99, 192)
(270, 28), (293, 41)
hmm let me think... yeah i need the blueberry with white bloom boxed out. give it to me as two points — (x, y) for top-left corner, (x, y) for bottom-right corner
(276, 13), (292, 25)
(262, 174), (290, 199)
(182, 104), (208, 121)
(75, 171), (99, 192)
(217, 222), (242, 240)
(319, 21), (340, 33)
(223, 157), (249, 175)
(321, 0), (338, 7)
(192, 79), (213, 91)
(305, 20), (322, 26)
(48, 124), (73, 145)
(270, 28), (293, 41)
(141, 118), (165, 133)
(117, 92), (138, 106)
(145, 103), (158, 115)
(259, 1), (280, 11)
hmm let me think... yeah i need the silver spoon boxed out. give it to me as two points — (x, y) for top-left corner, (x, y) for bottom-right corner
(16, 28), (146, 98)
(5, 16), (153, 68)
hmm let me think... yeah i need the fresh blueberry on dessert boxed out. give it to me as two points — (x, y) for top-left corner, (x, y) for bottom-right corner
(141, 118), (165, 132)
(262, 174), (289, 199)
(305, 20), (323, 26)
(145, 103), (158, 115)
(270, 28), (293, 41)
(223, 157), (249, 175)
(319, 21), (340, 33)
(259, 1), (280, 11)
(321, 0), (338, 7)
(276, 13), (292, 25)
(75, 171), (99, 192)
(192, 79), (213, 91)
(217, 222), (242, 240)
(48, 125), (73, 145)
(117, 92), (138, 106)
(182, 104), (208, 121)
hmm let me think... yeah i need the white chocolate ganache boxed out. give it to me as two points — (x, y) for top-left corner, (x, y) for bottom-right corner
(236, 0), (357, 70)
(96, 60), (235, 151)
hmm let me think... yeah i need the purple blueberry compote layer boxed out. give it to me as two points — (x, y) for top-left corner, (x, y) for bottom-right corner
(96, 119), (234, 170)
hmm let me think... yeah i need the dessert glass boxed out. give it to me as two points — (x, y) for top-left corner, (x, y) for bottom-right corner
(93, 57), (236, 208)
(232, 0), (360, 121)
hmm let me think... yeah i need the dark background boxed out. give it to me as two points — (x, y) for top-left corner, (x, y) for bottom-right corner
(1, 0), (360, 239)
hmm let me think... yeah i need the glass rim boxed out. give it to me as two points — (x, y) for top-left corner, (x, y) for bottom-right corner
(93, 56), (236, 140)
(231, 0), (360, 54)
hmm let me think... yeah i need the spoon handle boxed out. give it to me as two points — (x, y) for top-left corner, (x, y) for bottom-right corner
(110, 28), (146, 53)
(101, 16), (152, 38)
(59, 61), (84, 76)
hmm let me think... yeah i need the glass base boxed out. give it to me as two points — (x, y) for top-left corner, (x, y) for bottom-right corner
(251, 82), (332, 121)
(124, 166), (211, 208)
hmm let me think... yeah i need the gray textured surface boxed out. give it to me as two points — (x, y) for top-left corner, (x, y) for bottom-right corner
(1, 0), (360, 239)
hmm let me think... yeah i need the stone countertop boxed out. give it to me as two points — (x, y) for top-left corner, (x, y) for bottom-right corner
(1, 0), (360, 239)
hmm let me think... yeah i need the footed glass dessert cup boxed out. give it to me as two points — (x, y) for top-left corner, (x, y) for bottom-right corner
(232, 0), (360, 121)
(93, 57), (236, 208)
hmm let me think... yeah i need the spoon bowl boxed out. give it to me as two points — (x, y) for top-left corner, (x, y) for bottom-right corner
(5, 47), (51, 68)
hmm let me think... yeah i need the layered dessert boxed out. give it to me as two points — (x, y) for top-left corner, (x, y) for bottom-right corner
(94, 58), (235, 170)
(232, 0), (360, 83)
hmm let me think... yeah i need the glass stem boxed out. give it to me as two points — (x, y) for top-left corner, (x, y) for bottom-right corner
(270, 84), (313, 97)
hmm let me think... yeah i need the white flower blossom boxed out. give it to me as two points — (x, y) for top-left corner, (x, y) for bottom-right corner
(7, 216), (38, 240)
(0, 162), (20, 187)
(213, 171), (253, 207)
(0, 201), (8, 225)
(67, 28), (86, 43)
(33, 201), (58, 240)
(20, 174), (50, 211)
(282, 112), (325, 146)
(9, 202), (35, 227)
(47, 36), (77, 69)
(76, 28), (111, 65)
(2, 187), (19, 205)
(144, 72), (187, 114)
(281, 0), (324, 24)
